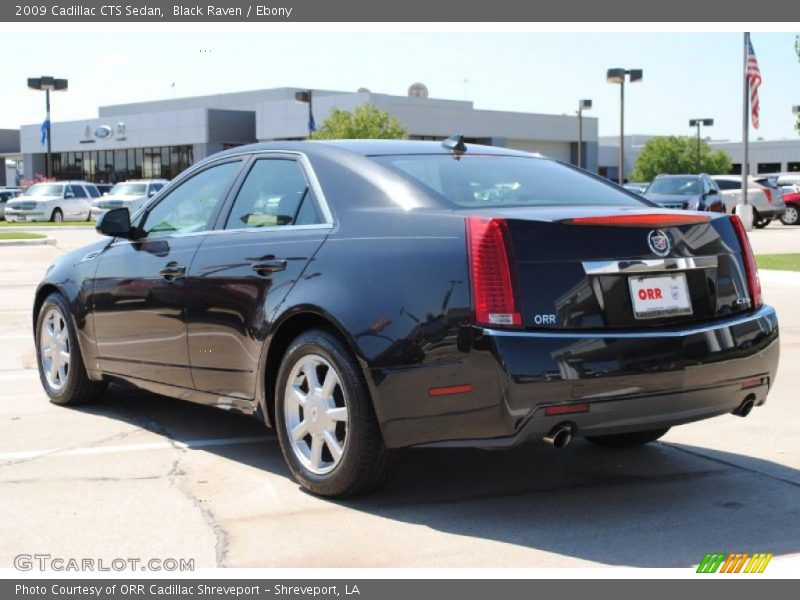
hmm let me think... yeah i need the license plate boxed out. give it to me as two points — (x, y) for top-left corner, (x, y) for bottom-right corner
(628, 273), (693, 320)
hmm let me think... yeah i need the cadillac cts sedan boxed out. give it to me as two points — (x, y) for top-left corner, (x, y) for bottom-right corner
(33, 139), (779, 497)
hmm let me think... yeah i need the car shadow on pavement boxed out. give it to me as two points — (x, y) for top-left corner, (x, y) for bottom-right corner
(80, 384), (800, 568)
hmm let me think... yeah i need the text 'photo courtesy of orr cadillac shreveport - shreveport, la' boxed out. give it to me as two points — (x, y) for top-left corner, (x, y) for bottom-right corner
(34, 138), (778, 497)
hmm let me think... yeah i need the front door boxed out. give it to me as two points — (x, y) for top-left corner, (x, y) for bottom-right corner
(91, 159), (243, 388)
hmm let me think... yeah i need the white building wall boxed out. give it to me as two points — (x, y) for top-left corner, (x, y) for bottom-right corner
(20, 108), (210, 154)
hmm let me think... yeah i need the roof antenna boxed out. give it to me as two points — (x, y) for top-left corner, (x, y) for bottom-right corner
(442, 134), (467, 153)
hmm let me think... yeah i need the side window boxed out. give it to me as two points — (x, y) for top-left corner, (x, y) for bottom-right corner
(86, 185), (100, 198)
(225, 158), (322, 230)
(150, 183), (164, 195)
(69, 185), (87, 198)
(142, 161), (241, 238)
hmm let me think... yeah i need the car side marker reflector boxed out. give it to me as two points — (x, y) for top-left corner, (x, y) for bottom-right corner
(563, 214), (711, 227)
(544, 402), (590, 417)
(428, 384), (474, 397)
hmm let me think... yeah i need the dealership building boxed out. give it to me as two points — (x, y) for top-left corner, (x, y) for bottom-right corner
(19, 86), (599, 183)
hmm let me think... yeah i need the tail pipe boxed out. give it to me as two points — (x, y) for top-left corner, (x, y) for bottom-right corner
(543, 423), (573, 449)
(732, 395), (756, 418)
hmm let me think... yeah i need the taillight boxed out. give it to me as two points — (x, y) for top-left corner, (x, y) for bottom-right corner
(563, 213), (710, 227)
(762, 188), (773, 204)
(730, 214), (762, 309)
(466, 216), (521, 327)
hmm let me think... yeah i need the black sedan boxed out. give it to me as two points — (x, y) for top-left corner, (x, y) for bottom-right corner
(33, 139), (779, 496)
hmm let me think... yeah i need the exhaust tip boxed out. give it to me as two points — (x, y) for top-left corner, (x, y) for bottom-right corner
(733, 395), (756, 417)
(544, 423), (573, 449)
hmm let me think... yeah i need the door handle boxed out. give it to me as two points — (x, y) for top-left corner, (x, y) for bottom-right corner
(251, 259), (287, 274)
(159, 262), (186, 281)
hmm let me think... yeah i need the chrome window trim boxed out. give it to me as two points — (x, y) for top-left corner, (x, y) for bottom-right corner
(582, 256), (718, 275)
(482, 305), (776, 340)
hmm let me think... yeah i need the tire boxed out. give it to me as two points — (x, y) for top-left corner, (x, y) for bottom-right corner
(753, 216), (772, 229)
(35, 293), (107, 405)
(781, 205), (799, 226)
(50, 208), (63, 223)
(275, 329), (400, 497)
(586, 427), (670, 449)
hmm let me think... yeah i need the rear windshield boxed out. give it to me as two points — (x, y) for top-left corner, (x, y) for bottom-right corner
(647, 177), (700, 195)
(371, 155), (645, 208)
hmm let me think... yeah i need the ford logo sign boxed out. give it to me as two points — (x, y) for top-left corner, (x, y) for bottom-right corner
(647, 229), (671, 257)
(94, 125), (113, 139)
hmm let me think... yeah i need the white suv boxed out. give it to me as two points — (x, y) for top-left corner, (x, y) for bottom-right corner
(90, 180), (168, 221)
(4, 181), (99, 222)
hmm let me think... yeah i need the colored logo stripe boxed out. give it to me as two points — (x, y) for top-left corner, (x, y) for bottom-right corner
(696, 552), (772, 573)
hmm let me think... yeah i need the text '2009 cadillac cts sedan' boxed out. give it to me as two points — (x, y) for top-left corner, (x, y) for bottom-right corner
(33, 138), (779, 496)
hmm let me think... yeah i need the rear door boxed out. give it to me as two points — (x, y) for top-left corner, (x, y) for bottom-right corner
(92, 159), (243, 388)
(185, 154), (332, 399)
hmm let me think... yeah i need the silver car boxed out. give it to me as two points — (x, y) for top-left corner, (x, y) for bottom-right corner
(712, 175), (785, 229)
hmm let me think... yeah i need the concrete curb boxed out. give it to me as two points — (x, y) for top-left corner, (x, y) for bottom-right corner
(0, 236), (56, 247)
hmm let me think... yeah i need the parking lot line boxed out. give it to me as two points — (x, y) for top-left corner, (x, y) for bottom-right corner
(0, 435), (272, 462)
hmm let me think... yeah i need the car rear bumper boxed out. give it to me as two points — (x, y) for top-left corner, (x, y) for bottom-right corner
(375, 305), (779, 448)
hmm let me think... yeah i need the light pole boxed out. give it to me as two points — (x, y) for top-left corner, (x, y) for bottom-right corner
(606, 68), (642, 184)
(577, 99), (592, 169)
(27, 76), (68, 178)
(294, 90), (315, 137)
(688, 118), (714, 174)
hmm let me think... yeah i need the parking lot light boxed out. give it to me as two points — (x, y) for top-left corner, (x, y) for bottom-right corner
(27, 76), (68, 178)
(577, 99), (592, 169)
(689, 118), (714, 174)
(606, 69), (642, 184)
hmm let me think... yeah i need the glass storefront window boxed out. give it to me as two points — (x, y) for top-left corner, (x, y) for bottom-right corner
(50, 145), (195, 183)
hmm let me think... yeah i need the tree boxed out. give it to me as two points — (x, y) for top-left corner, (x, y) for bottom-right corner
(310, 104), (408, 140)
(629, 136), (732, 182)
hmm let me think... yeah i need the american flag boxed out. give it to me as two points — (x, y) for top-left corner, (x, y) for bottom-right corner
(747, 37), (762, 129)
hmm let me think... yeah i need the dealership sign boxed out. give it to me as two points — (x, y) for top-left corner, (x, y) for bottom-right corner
(80, 122), (127, 143)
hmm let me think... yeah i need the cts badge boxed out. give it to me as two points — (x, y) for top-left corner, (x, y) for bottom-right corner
(647, 229), (671, 257)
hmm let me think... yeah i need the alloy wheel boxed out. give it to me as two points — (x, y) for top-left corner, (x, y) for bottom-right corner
(40, 307), (71, 391)
(283, 354), (349, 475)
(784, 206), (799, 225)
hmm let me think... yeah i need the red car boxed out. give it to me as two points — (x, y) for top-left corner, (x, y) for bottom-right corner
(781, 190), (800, 225)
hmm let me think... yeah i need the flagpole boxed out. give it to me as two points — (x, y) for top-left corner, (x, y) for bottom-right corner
(738, 32), (753, 231)
(45, 88), (52, 178)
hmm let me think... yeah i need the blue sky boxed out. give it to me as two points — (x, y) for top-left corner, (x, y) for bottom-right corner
(3, 31), (798, 141)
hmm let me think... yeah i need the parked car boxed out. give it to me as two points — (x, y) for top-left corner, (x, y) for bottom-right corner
(711, 175), (785, 228)
(33, 140), (778, 497)
(780, 190), (800, 225)
(642, 174), (724, 212)
(622, 182), (649, 194)
(90, 180), (168, 220)
(0, 188), (21, 220)
(4, 181), (99, 222)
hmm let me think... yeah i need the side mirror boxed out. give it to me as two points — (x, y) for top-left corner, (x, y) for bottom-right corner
(96, 207), (134, 239)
